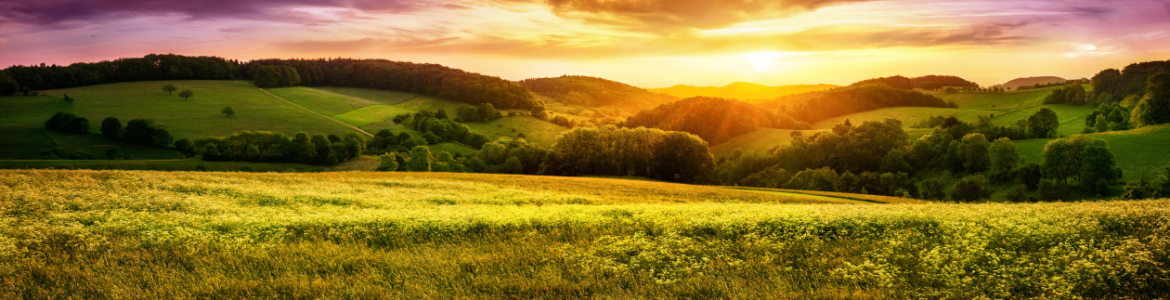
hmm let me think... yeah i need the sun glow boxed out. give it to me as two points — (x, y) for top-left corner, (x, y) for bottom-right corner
(742, 52), (784, 72)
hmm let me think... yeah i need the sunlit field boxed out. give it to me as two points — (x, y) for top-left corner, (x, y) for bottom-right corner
(3, 170), (1168, 299)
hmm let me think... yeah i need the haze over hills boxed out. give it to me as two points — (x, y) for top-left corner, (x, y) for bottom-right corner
(996, 76), (1066, 90)
(650, 82), (836, 102)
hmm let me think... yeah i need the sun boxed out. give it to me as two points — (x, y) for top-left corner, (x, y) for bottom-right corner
(742, 52), (783, 72)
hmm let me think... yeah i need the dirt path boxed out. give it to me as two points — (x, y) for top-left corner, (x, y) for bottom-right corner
(258, 88), (373, 137)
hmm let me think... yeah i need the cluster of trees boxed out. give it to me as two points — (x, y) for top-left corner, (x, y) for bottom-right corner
(1042, 84), (1088, 105)
(623, 97), (811, 145)
(765, 84), (957, 124)
(376, 138), (547, 174)
(100, 117), (175, 148)
(455, 104), (504, 122)
(1124, 166), (1170, 200)
(190, 131), (365, 165)
(1091, 59), (1170, 98)
(408, 110), (493, 148)
(1038, 135), (1122, 198)
(45, 113), (91, 134)
(1, 54), (238, 91)
(244, 59), (539, 109)
(717, 116), (1122, 202)
(849, 75), (979, 90)
(1084, 103), (1132, 133)
(518, 75), (677, 110)
(540, 126), (716, 183)
(249, 65), (302, 88)
(974, 86), (1008, 92)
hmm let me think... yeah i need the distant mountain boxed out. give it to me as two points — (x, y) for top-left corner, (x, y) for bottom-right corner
(518, 75), (677, 111)
(622, 97), (810, 145)
(851, 75), (979, 90)
(997, 76), (1066, 90)
(650, 82), (836, 102)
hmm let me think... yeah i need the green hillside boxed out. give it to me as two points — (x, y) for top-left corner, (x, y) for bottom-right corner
(1017, 124), (1170, 181)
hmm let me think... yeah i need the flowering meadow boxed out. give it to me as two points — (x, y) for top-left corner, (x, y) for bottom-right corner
(1, 170), (1168, 299)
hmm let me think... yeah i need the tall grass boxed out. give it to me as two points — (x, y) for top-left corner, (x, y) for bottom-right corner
(2, 170), (1168, 299)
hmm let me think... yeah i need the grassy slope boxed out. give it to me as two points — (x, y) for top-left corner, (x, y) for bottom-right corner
(39, 80), (358, 139)
(3, 170), (1167, 299)
(1016, 124), (1170, 181)
(710, 128), (824, 157)
(273, 86), (567, 152)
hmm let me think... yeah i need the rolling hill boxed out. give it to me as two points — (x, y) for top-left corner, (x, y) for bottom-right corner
(622, 97), (811, 145)
(650, 82), (836, 102)
(996, 76), (1066, 90)
(0, 80), (570, 159)
(518, 75), (677, 111)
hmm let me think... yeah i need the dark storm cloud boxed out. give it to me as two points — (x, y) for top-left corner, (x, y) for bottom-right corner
(0, 0), (457, 25)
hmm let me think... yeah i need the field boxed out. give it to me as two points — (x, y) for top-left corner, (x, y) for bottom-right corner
(711, 128), (820, 157)
(2, 170), (1168, 299)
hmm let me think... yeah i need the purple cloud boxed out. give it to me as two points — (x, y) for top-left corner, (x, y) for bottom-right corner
(0, 0), (457, 25)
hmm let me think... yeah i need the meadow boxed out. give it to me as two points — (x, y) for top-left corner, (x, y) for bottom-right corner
(2, 170), (1168, 299)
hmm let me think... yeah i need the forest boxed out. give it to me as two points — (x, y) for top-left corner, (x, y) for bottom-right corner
(622, 97), (811, 144)
(1091, 59), (1170, 98)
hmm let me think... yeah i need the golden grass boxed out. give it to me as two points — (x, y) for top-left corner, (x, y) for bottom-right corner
(2, 170), (1169, 299)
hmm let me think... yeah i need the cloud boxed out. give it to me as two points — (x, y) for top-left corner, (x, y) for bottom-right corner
(0, 0), (460, 25)
(541, 0), (878, 32)
(271, 21), (1031, 59)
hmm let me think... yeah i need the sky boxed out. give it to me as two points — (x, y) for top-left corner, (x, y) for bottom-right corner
(2, 0), (1170, 88)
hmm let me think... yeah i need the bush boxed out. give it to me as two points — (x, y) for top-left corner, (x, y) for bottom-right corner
(45, 112), (90, 134)
(950, 174), (990, 202)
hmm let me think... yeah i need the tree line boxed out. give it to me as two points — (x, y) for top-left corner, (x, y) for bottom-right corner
(244, 58), (539, 109)
(1, 54), (238, 92)
(189, 131), (365, 165)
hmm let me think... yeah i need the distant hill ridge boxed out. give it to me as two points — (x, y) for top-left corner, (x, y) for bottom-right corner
(518, 75), (677, 111)
(997, 76), (1066, 90)
(622, 97), (811, 145)
(650, 82), (837, 102)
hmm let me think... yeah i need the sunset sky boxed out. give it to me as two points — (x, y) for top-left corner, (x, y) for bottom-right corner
(2, 0), (1170, 88)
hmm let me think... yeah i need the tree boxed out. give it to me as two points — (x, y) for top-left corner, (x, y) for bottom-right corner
(222, 107), (235, 117)
(1027, 107), (1059, 138)
(376, 153), (399, 171)
(880, 149), (912, 174)
(1079, 139), (1120, 194)
(0, 72), (19, 96)
(1041, 139), (1076, 185)
(961, 133), (990, 172)
(988, 137), (1018, 178)
(178, 89), (194, 100)
(100, 117), (122, 140)
(1133, 72), (1170, 127)
(950, 174), (990, 202)
(162, 84), (177, 95)
(1094, 114), (1109, 133)
(407, 146), (434, 172)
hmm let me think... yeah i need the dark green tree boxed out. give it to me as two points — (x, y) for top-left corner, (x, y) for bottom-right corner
(100, 117), (122, 139)
(950, 174), (990, 202)
(222, 107), (235, 117)
(1027, 107), (1060, 138)
(179, 89), (194, 100)
(162, 84), (177, 95)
